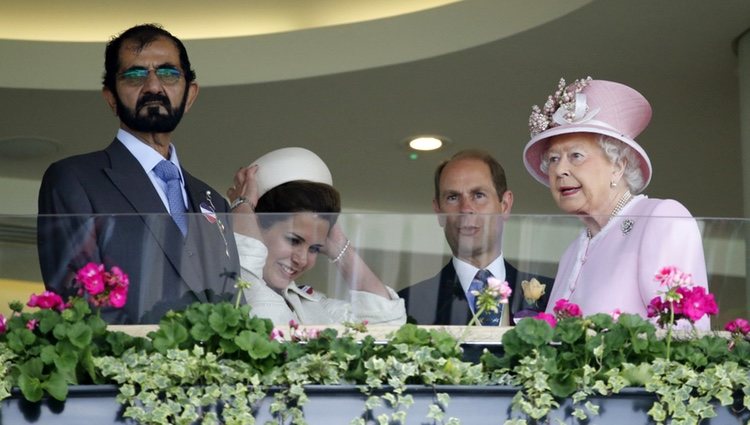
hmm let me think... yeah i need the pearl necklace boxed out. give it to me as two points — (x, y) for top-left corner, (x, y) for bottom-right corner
(586, 191), (632, 238)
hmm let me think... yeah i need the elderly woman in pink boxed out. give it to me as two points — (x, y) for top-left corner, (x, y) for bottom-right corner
(522, 77), (710, 329)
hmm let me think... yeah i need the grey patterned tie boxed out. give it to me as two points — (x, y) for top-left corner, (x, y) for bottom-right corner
(153, 160), (187, 236)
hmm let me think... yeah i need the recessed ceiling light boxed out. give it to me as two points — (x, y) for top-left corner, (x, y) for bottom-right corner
(0, 136), (60, 159)
(407, 136), (446, 151)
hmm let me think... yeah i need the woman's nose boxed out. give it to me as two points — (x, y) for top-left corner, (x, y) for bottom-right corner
(554, 159), (570, 177)
(291, 248), (307, 267)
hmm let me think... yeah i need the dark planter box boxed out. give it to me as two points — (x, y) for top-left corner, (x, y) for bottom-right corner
(2, 384), (749, 424)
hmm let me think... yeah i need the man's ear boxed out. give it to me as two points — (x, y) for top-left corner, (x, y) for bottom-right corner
(102, 87), (117, 116)
(500, 190), (514, 217)
(433, 199), (446, 227)
(183, 81), (199, 113)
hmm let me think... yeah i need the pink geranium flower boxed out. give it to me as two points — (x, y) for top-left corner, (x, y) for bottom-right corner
(725, 318), (750, 336)
(486, 277), (513, 303)
(648, 266), (718, 327)
(291, 326), (321, 342)
(108, 266), (130, 289)
(0, 314), (6, 334)
(553, 299), (582, 319)
(677, 286), (717, 322)
(26, 319), (38, 331)
(269, 328), (285, 343)
(654, 266), (693, 289)
(108, 287), (128, 308)
(77, 262), (106, 295)
(611, 309), (622, 321)
(74, 263), (130, 309)
(533, 312), (557, 328)
(647, 296), (666, 318)
(27, 291), (65, 311)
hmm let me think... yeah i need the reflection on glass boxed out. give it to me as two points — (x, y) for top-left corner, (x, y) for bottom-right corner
(0, 213), (745, 329)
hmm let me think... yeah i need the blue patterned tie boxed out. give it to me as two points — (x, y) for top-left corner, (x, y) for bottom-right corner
(467, 269), (502, 326)
(153, 160), (187, 236)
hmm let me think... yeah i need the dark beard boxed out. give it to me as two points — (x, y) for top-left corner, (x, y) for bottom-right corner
(115, 91), (187, 133)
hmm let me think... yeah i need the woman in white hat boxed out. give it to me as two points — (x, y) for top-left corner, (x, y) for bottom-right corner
(227, 147), (406, 325)
(523, 77), (710, 328)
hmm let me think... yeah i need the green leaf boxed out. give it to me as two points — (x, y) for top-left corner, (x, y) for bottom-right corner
(515, 317), (554, 347)
(235, 330), (279, 360)
(218, 338), (239, 354)
(86, 315), (108, 336)
(105, 331), (135, 356)
(189, 322), (214, 342)
(500, 328), (527, 357)
(431, 331), (462, 357)
(40, 345), (58, 365)
(67, 322), (93, 349)
(549, 373), (577, 398)
(7, 329), (37, 352)
(19, 358), (44, 379)
(620, 363), (651, 386)
(54, 349), (79, 374)
(391, 324), (430, 346)
(44, 371), (69, 401)
(37, 310), (62, 334)
(588, 313), (615, 330)
(53, 322), (69, 340)
(480, 351), (507, 371)
(17, 373), (43, 402)
(555, 319), (584, 344)
(150, 321), (189, 353)
(184, 302), (211, 324)
(618, 313), (649, 330)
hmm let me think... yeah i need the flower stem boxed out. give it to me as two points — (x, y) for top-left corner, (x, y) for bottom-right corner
(666, 305), (674, 362)
(459, 308), (483, 342)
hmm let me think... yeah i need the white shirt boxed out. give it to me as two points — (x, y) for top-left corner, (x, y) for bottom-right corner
(116, 128), (188, 212)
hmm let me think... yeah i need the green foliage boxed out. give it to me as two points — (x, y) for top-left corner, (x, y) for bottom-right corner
(0, 298), (146, 402)
(4, 299), (750, 424)
(148, 302), (278, 369)
(486, 313), (750, 424)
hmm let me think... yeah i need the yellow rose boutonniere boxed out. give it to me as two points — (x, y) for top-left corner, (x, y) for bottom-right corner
(521, 278), (546, 306)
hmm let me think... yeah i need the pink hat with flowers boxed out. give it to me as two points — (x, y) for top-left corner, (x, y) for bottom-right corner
(523, 77), (653, 193)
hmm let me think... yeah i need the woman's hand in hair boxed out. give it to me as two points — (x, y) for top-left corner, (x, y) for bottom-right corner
(227, 164), (259, 213)
(228, 165), (261, 238)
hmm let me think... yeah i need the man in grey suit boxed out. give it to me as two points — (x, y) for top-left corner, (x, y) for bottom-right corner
(37, 24), (239, 324)
(398, 150), (553, 325)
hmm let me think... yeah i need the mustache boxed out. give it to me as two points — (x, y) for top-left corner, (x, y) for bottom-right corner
(136, 93), (172, 112)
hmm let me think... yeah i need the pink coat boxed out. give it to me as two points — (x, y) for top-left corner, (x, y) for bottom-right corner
(545, 195), (710, 329)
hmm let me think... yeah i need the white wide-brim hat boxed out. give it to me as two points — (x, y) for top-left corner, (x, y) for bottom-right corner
(251, 147), (333, 197)
(523, 79), (653, 193)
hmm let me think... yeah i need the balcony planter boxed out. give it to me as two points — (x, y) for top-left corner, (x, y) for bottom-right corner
(3, 276), (750, 425)
(2, 384), (748, 424)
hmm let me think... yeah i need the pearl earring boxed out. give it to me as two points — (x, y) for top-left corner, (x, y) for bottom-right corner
(610, 181), (617, 188)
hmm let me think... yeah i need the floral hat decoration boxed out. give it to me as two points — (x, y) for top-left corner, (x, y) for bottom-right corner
(251, 147), (333, 197)
(523, 77), (654, 193)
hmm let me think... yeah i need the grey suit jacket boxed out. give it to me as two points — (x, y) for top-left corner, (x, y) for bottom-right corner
(37, 140), (240, 324)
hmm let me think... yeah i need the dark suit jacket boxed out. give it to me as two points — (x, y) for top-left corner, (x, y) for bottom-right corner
(37, 139), (240, 324)
(397, 259), (554, 325)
